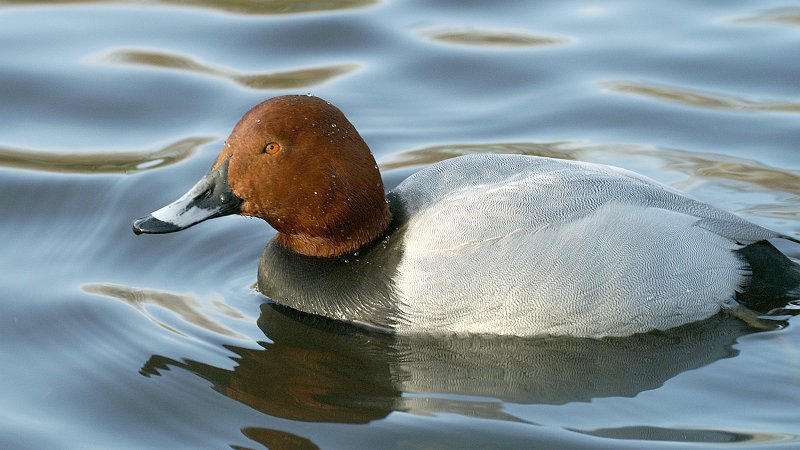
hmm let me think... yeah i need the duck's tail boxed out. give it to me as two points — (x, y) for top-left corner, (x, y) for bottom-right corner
(735, 240), (800, 312)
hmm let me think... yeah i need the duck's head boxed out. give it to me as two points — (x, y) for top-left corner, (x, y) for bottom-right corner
(133, 95), (392, 258)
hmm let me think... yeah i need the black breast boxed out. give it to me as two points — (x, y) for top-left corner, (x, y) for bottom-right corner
(257, 197), (410, 330)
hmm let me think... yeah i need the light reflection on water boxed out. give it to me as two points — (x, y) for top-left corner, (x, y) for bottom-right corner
(0, 0), (378, 15)
(731, 8), (800, 26)
(602, 80), (800, 113)
(2, 0), (800, 448)
(94, 49), (359, 90)
(382, 141), (800, 223)
(83, 282), (250, 338)
(420, 26), (572, 48)
(0, 136), (211, 173)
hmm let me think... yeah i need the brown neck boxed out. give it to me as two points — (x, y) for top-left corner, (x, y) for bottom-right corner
(274, 202), (392, 258)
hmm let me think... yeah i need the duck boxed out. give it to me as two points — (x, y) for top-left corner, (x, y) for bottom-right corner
(132, 95), (800, 338)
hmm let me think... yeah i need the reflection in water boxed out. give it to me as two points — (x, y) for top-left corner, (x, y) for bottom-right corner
(239, 428), (319, 450)
(740, 203), (800, 220)
(0, 0), (377, 15)
(95, 49), (358, 90)
(731, 8), (800, 26)
(143, 304), (400, 425)
(0, 137), (210, 174)
(571, 425), (794, 445)
(140, 303), (755, 443)
(380, 141), (583, 170)
(602, 80), (800, 113)
(381, 141), (800, 197)
(83, 283), (248, 338)
(421, 27), (570, 47)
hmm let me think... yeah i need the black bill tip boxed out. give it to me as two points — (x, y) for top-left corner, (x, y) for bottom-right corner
(131, 158), (242, 237)
(132, 214), (183, 235)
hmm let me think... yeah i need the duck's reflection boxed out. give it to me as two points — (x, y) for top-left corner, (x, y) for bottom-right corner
(142, 302), (764, 425)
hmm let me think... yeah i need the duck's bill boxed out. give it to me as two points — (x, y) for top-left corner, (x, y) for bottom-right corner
(132, 159), (242, 235)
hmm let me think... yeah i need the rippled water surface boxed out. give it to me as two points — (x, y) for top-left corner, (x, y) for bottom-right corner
(2, 1), (800, 448)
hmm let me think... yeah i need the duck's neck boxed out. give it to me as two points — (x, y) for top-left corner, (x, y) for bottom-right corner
(258, 227), (404, 331)
(259, 195), (407, 330)
(275, 200), (392, 258)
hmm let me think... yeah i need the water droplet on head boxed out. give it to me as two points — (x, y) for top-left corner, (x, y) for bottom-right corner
(331, 124), (336, 128)
(306, 92), (312, 97)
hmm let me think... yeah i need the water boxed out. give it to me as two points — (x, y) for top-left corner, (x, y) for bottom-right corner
(2, 1), (799, 448)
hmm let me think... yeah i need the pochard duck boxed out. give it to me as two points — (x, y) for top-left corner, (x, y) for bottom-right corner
(133, 95), (800, 338)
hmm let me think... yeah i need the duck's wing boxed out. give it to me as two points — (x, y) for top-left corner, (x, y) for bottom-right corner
(393, 154), (784, 245)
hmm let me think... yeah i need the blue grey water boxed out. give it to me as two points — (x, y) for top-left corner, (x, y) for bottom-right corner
(1, 1), (799, 448)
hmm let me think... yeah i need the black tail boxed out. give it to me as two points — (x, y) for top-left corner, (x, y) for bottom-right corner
(735, 240), (800, 312)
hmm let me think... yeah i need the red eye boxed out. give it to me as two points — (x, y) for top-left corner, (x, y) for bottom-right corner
(264, 142), (281, 155)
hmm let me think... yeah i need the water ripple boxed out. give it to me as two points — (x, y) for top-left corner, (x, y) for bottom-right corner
(602, 80), (800, 113)
(240, 428), (320, 450)
(0, 0), (377, 15)
(83, 283), (249, 339)
(380, 141), (584, 170)
(94, 49), (358, 90)
(730, 8), (800, 27)
(381, 141), (800, 196)
(0, 136), (211, 174)
(420, 27), (571, 48)
(571, 425), (797, 445)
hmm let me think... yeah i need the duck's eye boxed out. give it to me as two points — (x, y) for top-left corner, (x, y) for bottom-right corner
(263, 142), (281, 155)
